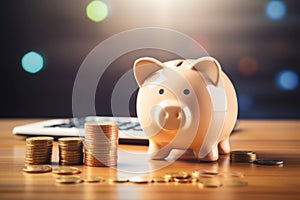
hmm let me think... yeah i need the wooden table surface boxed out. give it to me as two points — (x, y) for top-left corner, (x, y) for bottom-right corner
(0, 119), (300, 200)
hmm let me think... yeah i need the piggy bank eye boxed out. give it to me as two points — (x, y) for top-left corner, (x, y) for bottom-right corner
(158, 88), (164, 95)
(183, 89), (190, 95)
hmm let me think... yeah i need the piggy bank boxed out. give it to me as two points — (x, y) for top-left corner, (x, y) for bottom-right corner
(133, 56), (238, 161)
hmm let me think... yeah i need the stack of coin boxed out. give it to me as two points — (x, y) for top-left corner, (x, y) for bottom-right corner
(230, 150), (256, 163)
(25, 137), (53, 165)
(84, 122), (118, 167)
(58, 137), (83, 165)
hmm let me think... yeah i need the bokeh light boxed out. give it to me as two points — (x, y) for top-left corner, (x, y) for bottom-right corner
(265, 0), (286, 20)
(276, 70), (299, 90)
(21, 51), (44, 74)
(238, 56), (258, 76)
(86, 0), (108, 22)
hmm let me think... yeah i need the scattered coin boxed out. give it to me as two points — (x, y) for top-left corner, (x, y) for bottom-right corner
(55, 175), (83, 184)
(222, 180), (248, 187)
(165, 171), (190, 180)
(109, 177), (129, 183)
(201, 180), (222, 188)
(52, 167), (81, 175)
(23, 165), (52, 173)
(153, 176), (172, 183)
(199, 174), (216, 178)
(83, 176), (105, 183)
(129, 176), (153, 184)
(199, 169), (219, 175)
(230, 150), (256, 163)
(192, 169), (218, 178)
(254, 159), (284, 166)
(220, 171), (244, 178)
(174, 177), (193, 183)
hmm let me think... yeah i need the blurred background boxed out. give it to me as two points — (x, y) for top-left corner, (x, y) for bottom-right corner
(1, 0), (300, 118)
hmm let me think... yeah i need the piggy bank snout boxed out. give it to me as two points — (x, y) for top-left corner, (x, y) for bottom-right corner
(155, 105), (186, 131)
(163, 106), (181, 119)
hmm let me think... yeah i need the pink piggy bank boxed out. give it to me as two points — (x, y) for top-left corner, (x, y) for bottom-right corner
(133, 56), (238, 161)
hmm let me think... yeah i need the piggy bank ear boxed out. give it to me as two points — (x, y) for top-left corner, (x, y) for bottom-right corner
(134, 57), (164, 87)
(191, 56), (222, 87)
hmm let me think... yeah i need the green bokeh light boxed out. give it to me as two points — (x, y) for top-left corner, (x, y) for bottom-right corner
(21, 51), (44, 74)
(86, 0), (108, 22)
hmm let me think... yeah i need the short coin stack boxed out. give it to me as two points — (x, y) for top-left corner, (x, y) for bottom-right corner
(25, 137), (53, 165)
(84, 122), (118, 167)
(230, 150), (257, 163)
(58, 137), (83, 165)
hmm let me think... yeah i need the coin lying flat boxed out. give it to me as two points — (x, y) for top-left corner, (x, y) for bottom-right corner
(55, 175), (83, 184)
(254, 159), (284, 165)
(109, 177), (129, 183)
(192, 169), (218, 179)
(220, 171), (244, 178)
(201, 180), (222, 188)
(174, 177), (193, 183)
(129, 177), (153, 184)
(153, 176), (172, 183)
(222, 180), (248, 187)
(165, 171), (190, 180)
(23, 165), (52, 173)
(83, 176), (105, 183)
(52, 167), (81, 175)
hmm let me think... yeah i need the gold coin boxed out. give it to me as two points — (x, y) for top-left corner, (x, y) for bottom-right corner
(222, 180), (248, 187)
(26, 137), (53, 143)
(83, 176), (105, 183)
(198, 169), (219, 175)
(220, 171), (244, 178)
(55, 175), (83, 184)
(58, 137), (83, 142)
(129, 177), (153, 184)
(166, 171), (190, 179)
(152, 176), (171, 183)
(84, 122), (119, 168)
(192, 169), (218, 178)
(174, 177), (193, 183)
(231, 150), (254, 155)
(23, 165), (52, 173)
(200, 174), (216, 178)
(230, 150), (256, 163)
(85, 122), (118, 127)
(254, 159), (284, 165)
(52, 167), (81, 175)
(201, 180), (222, 188)
(109, 177), (129, 183)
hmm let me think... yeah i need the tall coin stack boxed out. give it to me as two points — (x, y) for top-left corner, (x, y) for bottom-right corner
(25, 137), (53, 165)
(58, 137), (83, 165)
(84, 122), (118, 167)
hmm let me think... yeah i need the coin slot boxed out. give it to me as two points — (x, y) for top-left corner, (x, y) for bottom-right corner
(176, 61), (183, 67)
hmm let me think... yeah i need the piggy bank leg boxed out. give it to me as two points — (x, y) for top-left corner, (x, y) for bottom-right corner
(148, 141), (171, 160)
(218, 138), (230, 154)
(197, 145), (219, 161)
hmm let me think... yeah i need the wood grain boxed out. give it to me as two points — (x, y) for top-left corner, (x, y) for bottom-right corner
(0, 119), (300, 200)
